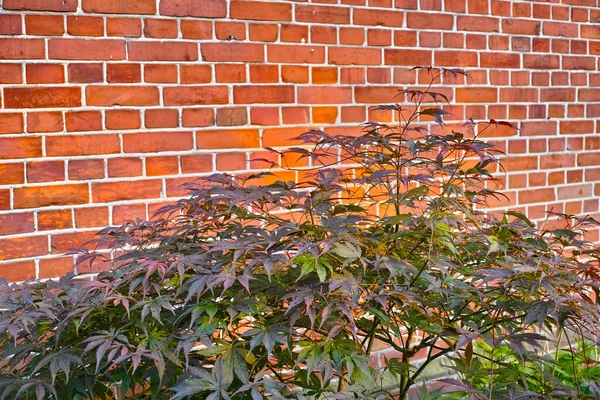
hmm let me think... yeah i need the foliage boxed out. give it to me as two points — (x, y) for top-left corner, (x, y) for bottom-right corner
(1, 67), (600, 400)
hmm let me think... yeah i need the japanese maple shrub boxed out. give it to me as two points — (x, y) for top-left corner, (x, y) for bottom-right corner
(1, 68), (600, 400)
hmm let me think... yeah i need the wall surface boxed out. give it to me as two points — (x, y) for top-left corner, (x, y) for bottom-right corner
(0, 0), (599, 283)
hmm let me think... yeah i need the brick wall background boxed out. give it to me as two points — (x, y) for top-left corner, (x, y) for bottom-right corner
(0, 0), (599, 282)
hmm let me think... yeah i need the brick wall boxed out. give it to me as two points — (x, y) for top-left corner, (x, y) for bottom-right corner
(0, 0), (599, 282)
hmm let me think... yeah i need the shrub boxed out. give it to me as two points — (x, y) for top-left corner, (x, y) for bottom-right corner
(1, 67), (599, 400)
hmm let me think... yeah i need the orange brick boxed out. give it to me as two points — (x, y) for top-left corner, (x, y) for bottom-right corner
(0, 64), (22, 84)
(83, 0), (156, 14)
(74, 207), (109, 228)
(46, 134), (120, 156)
(37, 209), (73, 230)
(67, 16), (104, 36)
(144, 18), (178, 38)
(164, 86), (228, 106)
(182, 108), (215, 127)
(180, 65), (212, 84)
(217, 153), (246, 171)
(181, 154), (213, 174)
(159, 0), (226, 17)
(27, 112), (63, 133)
(128, 41), (198, 61)
(14, 184), (89, 209)
(49, 38), (126, 60)
(107, 17), (142, 37)
(39, 257), (75, 279)
(86, 86), (159, 106)
(145, 64), (178, 83)
(0, 260), (37, 281)
(146, 156), (179, 176)
(0, 137), (42, 159)
(5, 87), (81, 109)
(92, 180), (162, 202)
(0, 113), (24, 134)
(123, 132), (193, 153)
(197, 129), (260, 149)
(25, 14), (64, 36)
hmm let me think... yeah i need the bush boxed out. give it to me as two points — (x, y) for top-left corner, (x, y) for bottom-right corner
(1, 67), (600, 400)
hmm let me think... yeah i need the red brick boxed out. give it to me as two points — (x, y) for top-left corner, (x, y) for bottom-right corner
(280, 24), (308, 43)
(145, 64), (178, 83)
(215, 21), (246, 41)
(5, 0), (77, 11)
(384, 49), (431, 66)
(354, 8), (404, 27)
(112, 203), (147, 224)
(27, 112), (63, 133)
(230, 1), (292, 21)
(74, 207), (109, 228)
(435, 51), (478, 67)
(123, 132), (194, 153)
(0, 213), (34, 236)
(68, 63), (103, 83)
(181, 155), (213, 174)
(0, 15), (22, 35)
(196, 129), (260, 149)
(268, 44), (325, 64)
(86, 86), (159, 107)
(457, 16), (499, 32)
(0, 163), (24, 185)
(579, 89), (600, 102)
(49, 39), (125, 60)
(146, 156), (179, 176)
(92, 180), (162, 202)
(182, 108), (215, 127)
(0, 236), (48, 262)
(560, 121), (594, 135)
(107, 17), (142, 37)
(202, 43), (264, 62)
(67, 16), (104, 36)
(27, 161), (64, 183)
(562, 56), (596, 71)
(296, 5), (350, 24)
(541, 88), (576, 102)
(540, 154), (576, 170)
(502, 19), (540, 35)
(407, 12), (452, 29)
(215, 64), (246, 83)
(65, 111), (102, 132)
(217, 108), (248, 126)
(456, 88), (497, 103)
(355, 86), (400, 103)
(26, 64), (64, 84)
(520, 121), (557, 136)
(311, 26), (337, 44)
(5, 87), (80, 109)
(544, 22), (578, 37)
(46, 135), (120, 157)
(144, 18), (178, 38)
(25, 15), (64, 36)
(181, 20), (213, 39)
(164, 86), (228, 106)
(367, 29), (391, 46)
(160, 0), (227, 18)
(282, 107), (310, 124)
(129, 42), (198, 61)
(108, 157), (143, 178)
(106, 110), (141, 130)
(181, 65), (212, 84)
(0, 190), (10, 211)
(329, 47), (381, 65)
(579, 153), (600, 167)
(234, 86), (294, 104)
(249, 23), (278, 42)
(107, 63), (141, 83)
(298, 87), (352, 104)
(37, 209), (73, 230)
(0, 64), (22, 84)
(481, 53), (520, 69)
(14, 184), (89, 209)
(340, 27), (365, 45)
(68, 159), (105, 180)
(0, 39), (45, 60)
(523, 54), (560, 70)
(250, 107), (279, 125)
(39, 257), (75, 279)
(82, 0), (156, 14)
(0, 113), (24, 134)
(500, 88), (538, 103)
